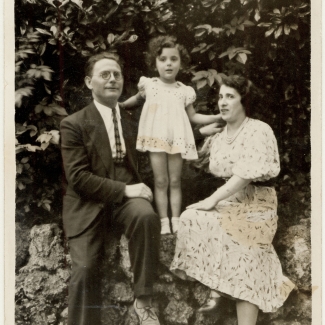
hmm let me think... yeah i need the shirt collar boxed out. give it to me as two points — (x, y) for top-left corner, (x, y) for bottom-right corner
(94, 99), (121, 119)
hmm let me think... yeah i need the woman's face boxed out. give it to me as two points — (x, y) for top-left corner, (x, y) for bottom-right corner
(218, 85), (246, 123)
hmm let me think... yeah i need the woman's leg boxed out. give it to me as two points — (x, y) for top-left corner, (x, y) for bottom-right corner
(149, 152), (170, 233)
(167, 153), (183, 232)
(236, 300), (259, 325)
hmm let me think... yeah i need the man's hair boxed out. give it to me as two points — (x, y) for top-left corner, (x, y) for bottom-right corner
(84, 52), (124, 76)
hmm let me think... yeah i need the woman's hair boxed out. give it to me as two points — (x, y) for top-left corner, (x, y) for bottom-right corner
(219, 75), (258, 116)
(145, 35), (191, 70)
(85, 52), (124, 77)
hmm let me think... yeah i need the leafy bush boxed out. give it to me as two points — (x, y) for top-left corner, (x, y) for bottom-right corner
(15, 0), (310, 228)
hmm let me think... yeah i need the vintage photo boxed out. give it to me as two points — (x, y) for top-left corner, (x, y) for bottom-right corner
(11, 0), (318, 324)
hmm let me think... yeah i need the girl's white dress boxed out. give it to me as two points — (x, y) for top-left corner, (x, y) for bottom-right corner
(136, 77), (198, 160)
(170, 118), (295, 313)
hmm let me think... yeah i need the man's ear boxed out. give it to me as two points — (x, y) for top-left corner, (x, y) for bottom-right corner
(85, 76), (92, 90)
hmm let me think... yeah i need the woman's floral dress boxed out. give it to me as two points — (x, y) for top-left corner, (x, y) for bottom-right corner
(170, 118), (295, 313)
(136, 77), (198, 160)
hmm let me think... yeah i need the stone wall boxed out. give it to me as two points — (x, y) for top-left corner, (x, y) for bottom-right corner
(15, 219), (311, 325)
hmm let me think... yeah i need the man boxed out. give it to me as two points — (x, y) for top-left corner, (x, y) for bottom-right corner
(60, 52), (161, 325)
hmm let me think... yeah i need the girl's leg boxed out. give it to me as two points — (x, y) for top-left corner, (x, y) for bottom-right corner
(167, 153), (183, 233)
(236, 300), (259, 325)
(149, 152), (170, 234)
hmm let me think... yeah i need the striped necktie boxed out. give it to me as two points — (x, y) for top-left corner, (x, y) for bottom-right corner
(111, 107), (124, 164)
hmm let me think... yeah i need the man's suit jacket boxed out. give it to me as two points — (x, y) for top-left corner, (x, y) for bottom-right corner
(60, 102), (141, 238)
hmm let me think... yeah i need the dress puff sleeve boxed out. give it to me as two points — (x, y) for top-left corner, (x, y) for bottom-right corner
(185, 86), (196, 107)
(232, 120), (280, 181)
(137, 76), (149, 98)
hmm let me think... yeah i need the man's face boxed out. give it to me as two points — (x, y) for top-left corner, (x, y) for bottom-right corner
(85, 58), (123, 107)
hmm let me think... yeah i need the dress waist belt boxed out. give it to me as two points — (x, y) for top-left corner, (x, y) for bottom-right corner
(222, 178), (276, 187)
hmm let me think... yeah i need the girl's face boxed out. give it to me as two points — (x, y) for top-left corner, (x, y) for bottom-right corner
(156, 47), (181, 83)
(218, 85), (246, 123)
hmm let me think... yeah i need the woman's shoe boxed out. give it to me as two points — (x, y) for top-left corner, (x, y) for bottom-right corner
(198, 292), (221, 314)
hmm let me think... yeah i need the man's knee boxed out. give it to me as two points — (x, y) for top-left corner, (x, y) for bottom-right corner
(130, 199), (160, 231)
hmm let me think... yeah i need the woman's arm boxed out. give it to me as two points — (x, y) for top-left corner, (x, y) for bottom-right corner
(186, 175), (252, 211)
(119, 92), (144, 110)
(186, 104), (223, 125)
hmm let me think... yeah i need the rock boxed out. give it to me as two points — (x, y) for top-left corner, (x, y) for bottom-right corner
(192, 283), (210, 306)
(16, 221), (311, 325)
(275, 221), (311, 291)
(119, 234), (133, 280)
(154, 282), (190, 301)
(15, 222), (31, 271)
(159, 234), (177, 267)
(164, 298), (194, 325)
(109, 282), (134, 303)
(15, 224), (70, 325)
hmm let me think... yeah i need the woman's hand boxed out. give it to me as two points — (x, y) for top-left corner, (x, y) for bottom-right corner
(186, 196), (218, 211)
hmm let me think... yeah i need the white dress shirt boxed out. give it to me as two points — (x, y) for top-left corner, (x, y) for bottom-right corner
(94, 100), (126, 158)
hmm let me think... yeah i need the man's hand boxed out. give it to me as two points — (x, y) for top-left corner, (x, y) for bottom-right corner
(199, 122), (224, 137)
(124, 183), (153, 202)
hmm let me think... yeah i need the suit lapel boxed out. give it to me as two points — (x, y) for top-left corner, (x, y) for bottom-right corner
(83, 102), (115, 178)
(120, 109), (141, 180)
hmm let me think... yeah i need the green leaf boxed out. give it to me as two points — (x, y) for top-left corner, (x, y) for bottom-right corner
(273, 8), (281, 14)
(274, 25), (283, 39)
(284, 24), (290, 35)
(86, 40), (94, 48)
(207, 74), (214, 86)
(243, 20), (255, 27)
(17, 164), (23, 174)
(236, 52), (247, 64)
(35, 28), (52, 36)
(21, 157), (29, 164)
(265, 28), (275, 37)
(156, 25), (166, 33)
(212, 27), (223, 35)
(254, 9), (261, 22)
(192, 70), (209, 81)
(290, 23), (298, 30)
(107, 33), (115, 44)
(192, 43), (207, 53)
(128, 35), (138, 43)
(36, 133), (52, 144)
(196, 79), (207, 89)
(42, 203), (51, 211)
(208, 51), (216, 60)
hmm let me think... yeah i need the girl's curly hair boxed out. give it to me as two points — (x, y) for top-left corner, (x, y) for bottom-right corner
(145, 35), (191, 70)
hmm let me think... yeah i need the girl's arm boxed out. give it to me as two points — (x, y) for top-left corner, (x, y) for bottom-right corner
(186, 104), (223, 125)
(186, 175), (251, 210)
(119, 92), (144, 110)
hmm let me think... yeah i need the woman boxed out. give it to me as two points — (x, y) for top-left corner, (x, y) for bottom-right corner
(170, 75), (295, 325)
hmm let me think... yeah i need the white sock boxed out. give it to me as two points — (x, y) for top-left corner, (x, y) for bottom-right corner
(160, 218), (171, 234)
(171, 217), (179, 233)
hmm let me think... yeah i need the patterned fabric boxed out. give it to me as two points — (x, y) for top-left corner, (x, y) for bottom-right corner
(170, 118), (295, 313)
(111, 107), (124, 163)
(136, 77), (198, 160)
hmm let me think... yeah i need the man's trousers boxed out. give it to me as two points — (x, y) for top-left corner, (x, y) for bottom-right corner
(67, 198), (160, 325)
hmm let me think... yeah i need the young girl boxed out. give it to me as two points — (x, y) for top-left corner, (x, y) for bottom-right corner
(120, 36), (221, 234)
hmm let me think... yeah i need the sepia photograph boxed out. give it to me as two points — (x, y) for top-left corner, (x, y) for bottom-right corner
(7, 0), (321, 324)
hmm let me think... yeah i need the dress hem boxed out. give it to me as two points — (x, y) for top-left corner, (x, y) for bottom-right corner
(170, 266), (295, 313)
